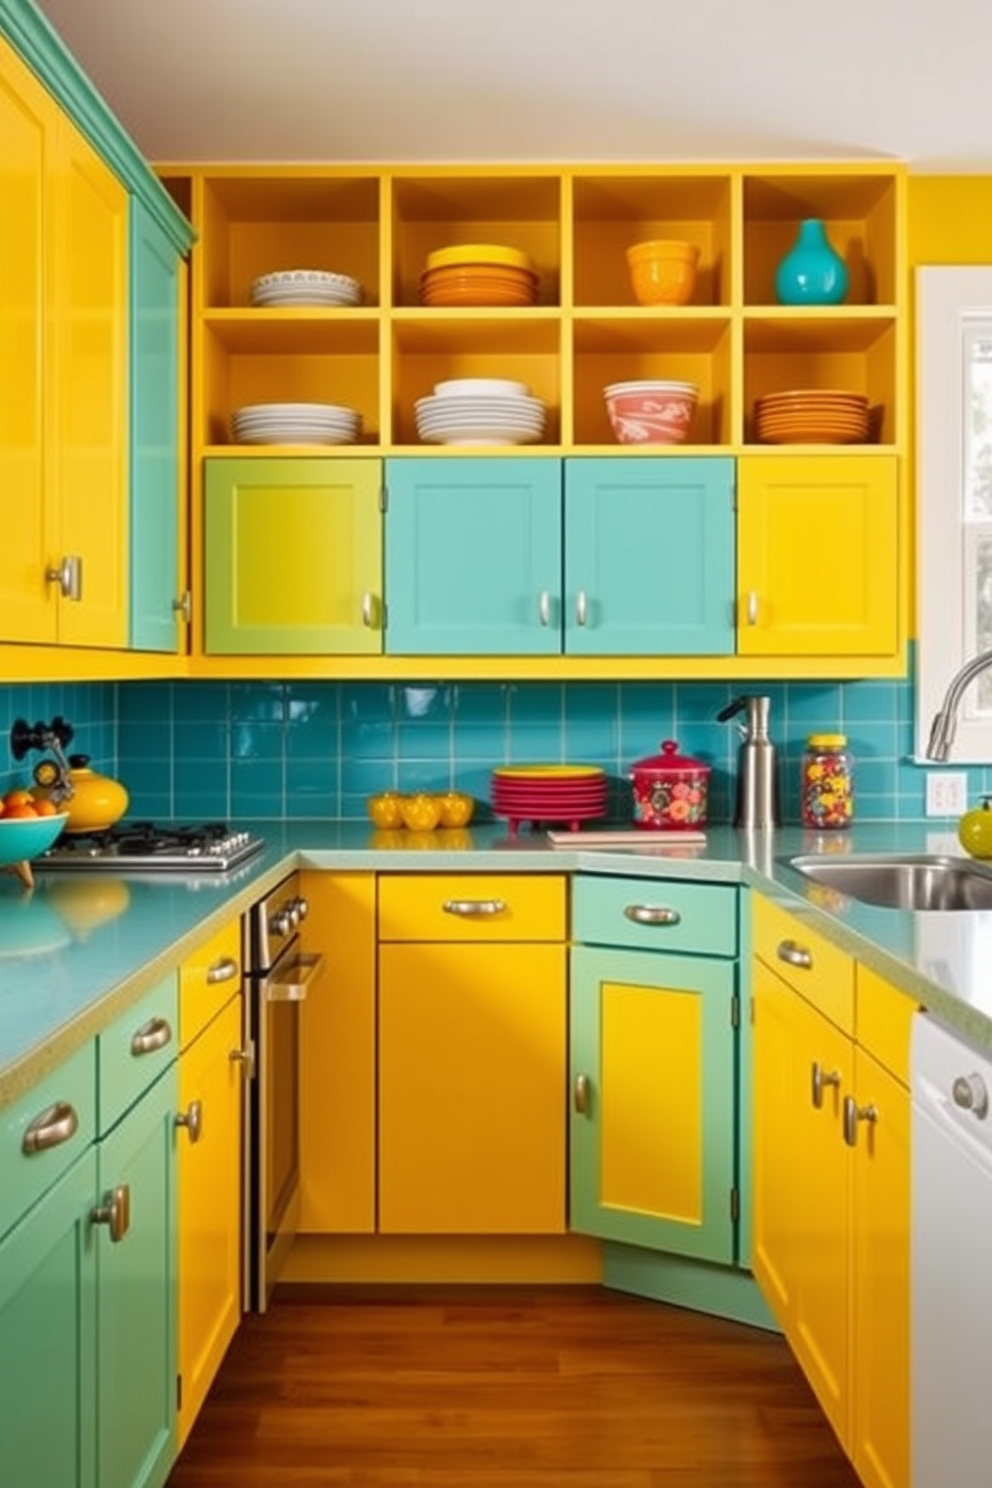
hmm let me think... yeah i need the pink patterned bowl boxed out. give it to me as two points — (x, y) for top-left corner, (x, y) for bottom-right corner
(604, 381), (699, 445)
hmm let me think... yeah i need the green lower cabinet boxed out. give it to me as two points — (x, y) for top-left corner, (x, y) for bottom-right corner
(95, 1065), (178, 1488)
(569, 943), (737, 1264)
(0, 1148), (99, 1488)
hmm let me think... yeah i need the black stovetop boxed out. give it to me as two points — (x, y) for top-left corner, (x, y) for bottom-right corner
(38, 820), (266, 872)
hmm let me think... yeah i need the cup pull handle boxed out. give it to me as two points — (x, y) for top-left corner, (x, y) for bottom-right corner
(22, 1101), (79, 1155)
(777, 939), (812, 970)
(206, 956), (239, 985)
(131, 1016), (172, 1056)
(623, 904), (681, 926)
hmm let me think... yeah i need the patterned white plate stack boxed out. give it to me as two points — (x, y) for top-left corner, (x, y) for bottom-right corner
(250, 269), (362, 307)
(414, 379), (546, 446)
(230, 401), (362, 445)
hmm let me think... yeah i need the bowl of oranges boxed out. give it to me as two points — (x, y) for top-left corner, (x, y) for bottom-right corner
(0, 789), (69, 869)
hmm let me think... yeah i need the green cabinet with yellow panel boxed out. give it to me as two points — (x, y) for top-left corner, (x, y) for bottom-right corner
(204, 457), (383, 654)
(569, 874), (740, 1264)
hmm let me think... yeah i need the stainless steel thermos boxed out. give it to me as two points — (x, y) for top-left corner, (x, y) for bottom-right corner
(717, 695), (780, 829)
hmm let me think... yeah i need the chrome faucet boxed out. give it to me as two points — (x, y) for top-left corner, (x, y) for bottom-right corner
(927, 647), (992, 759)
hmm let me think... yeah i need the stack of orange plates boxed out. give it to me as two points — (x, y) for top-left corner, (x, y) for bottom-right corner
(419, 243), (539, 307)
(490, 765), (608, 835)
(754, 389), (871, 444)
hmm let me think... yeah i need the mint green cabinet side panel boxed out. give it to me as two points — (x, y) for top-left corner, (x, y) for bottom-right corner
(569, 943), (737, 1264)
(129, 198), (182, 652)
(205, 458), (383, 655)
(95, 1068), (176, 1488)
(563, 457), (736, 655)
(384, 457), (562, 655)
(0, 1148), (98, 1488)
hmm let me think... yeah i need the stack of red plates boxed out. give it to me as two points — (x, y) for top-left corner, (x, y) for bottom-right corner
(491, 765), (608, 834)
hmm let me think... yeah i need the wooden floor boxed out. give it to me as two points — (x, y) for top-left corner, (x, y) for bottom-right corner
(166, 1284), (862, 1487)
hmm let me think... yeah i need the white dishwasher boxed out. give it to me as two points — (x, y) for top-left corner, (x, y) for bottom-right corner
(911, 1010), (992, 1486)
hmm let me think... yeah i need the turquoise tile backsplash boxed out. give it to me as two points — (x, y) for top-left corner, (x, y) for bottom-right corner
(1, 660), (982, 825)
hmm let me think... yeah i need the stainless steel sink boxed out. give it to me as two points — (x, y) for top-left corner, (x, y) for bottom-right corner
(786, 853), (992, 911)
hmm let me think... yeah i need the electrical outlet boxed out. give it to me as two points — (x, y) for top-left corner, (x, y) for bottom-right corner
(926, 772), (969, 817)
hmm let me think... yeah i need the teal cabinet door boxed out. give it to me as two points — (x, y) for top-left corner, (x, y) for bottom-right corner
(563, 457), (736, 655)
(570, 944), (737, 1263)
(95, 1067), (176, 1488)
(129, 197), (183, 651)
(205, 458), (383, 655)
(0, 1149), (98, 1488)
(384, 457), (562, 655)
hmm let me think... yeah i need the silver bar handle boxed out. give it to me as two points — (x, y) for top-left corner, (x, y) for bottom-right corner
(264, 951), (324, 1003)
(811, 1062), (841, 1109)
(623, 903), (681, 927)
(131, 1016), (173, 1056)
(91, 1183), (130, 1243)
(362, 592), (375, 627)
(746, 590), (758, 626)
(442, 898), (508, 918)
(538, 590), (551, 627)
(172, 591), (192, 623)
(843, 1095), (878, 1147)
(175, 1099), (203, 1143)
(777, 939), (812, 971)
(206, 955), (239, 985)
(22, 1101), (79, 1155)
(576, 589), (588, 626)
(45, 554), (82, 601)
(574, 1073), (589, 1115)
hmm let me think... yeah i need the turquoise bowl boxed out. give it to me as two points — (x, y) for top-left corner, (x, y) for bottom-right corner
(0, 813), (70, 867)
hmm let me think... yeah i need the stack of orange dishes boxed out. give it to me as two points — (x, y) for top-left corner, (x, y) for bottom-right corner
(754, 389), (871, 444)
(419, 243), (539, 307)
(490, 764), (608, 835)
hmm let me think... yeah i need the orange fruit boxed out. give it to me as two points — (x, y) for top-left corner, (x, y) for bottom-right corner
(32, 798), (58, 817)
(2, 788), (33, 809)
(4, 803), (38, 818)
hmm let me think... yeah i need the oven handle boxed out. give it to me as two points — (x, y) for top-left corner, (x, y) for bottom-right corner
(262, 951), (324, 1003)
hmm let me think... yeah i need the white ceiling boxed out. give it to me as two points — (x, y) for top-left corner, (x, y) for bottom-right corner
(32, 0), (992, 171)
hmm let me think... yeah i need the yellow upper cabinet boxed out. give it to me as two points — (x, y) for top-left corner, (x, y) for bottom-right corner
(0, 33), (128, 649)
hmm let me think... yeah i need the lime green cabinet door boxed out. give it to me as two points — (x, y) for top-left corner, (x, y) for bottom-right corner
(0, 1149), (98, 1488)
(205, 458), (383, 654)
(737, 455), (898, 656)
(570, 944), (737, 1263)
(95, 1067), (176, 1488)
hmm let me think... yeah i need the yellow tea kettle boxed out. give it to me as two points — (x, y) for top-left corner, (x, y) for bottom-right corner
(33, 754), (129, 834)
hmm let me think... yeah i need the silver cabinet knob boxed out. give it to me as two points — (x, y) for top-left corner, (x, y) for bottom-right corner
(45, 554), (82, 601)
(811, 1062), (841, 1109)
(175, 1099), (203, 1144)
(843, 1095), (878, 1147)
(952, 1073), (989, 1118)
(92, 1183), (130, 1243)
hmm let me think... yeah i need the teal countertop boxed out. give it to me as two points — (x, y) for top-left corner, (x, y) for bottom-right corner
(1, 817), (988, 1110)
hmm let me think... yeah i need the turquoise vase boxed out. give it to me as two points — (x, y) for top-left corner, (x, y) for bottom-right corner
(774, 218), (849, 305)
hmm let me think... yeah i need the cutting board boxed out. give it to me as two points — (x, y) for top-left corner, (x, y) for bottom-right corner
(546, 829), (707, 847)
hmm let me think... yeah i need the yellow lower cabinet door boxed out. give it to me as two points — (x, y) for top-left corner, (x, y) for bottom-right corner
(176, 994), (244, 1448)
(298, 873), (377, 1233)
(752, 960), (852, 1444)
(737, 455), (898, 658)
(378, 941), (567, 1234)
(850, 1046), (910, 1488)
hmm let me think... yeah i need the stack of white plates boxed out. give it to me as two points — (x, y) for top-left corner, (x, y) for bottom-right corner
(230, 402), (362, 445)
(414, 380), (546, 446)
(250, 269), (362, 307)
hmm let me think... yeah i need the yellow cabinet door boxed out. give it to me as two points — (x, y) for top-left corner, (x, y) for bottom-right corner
(737, 455), (898, 657)
(176, 993), (244, 1449)
(751, 957), (852, 1444)
(0, 35), (56, 642)
(298, 873), (377, 1234)
(850, 1046), (910, 1488)
(53, 117), (128, 647)
(0, 35), (128, 648)
(378, 940), (567, 1234)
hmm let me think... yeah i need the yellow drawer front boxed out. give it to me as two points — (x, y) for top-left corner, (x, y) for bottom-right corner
(752, 894), (854, 1034)
(855, 964), (918, 1086)
(179, 919), (243, 1051)
(378, 874), (567, 942)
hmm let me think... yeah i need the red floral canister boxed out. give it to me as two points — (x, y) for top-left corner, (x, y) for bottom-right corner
(629, 739), (711, 830)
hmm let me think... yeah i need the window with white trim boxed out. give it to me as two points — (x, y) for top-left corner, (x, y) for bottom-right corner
(916, 266), (992, 761)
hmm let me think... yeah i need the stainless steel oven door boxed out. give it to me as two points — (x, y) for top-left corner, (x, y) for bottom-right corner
(249, 945), (323, 1312)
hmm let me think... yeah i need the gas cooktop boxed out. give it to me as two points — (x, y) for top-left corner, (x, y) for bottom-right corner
(37, 821), (266, 873)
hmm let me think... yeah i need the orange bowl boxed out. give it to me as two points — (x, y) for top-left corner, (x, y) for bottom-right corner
(626, 241), (700, 306)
